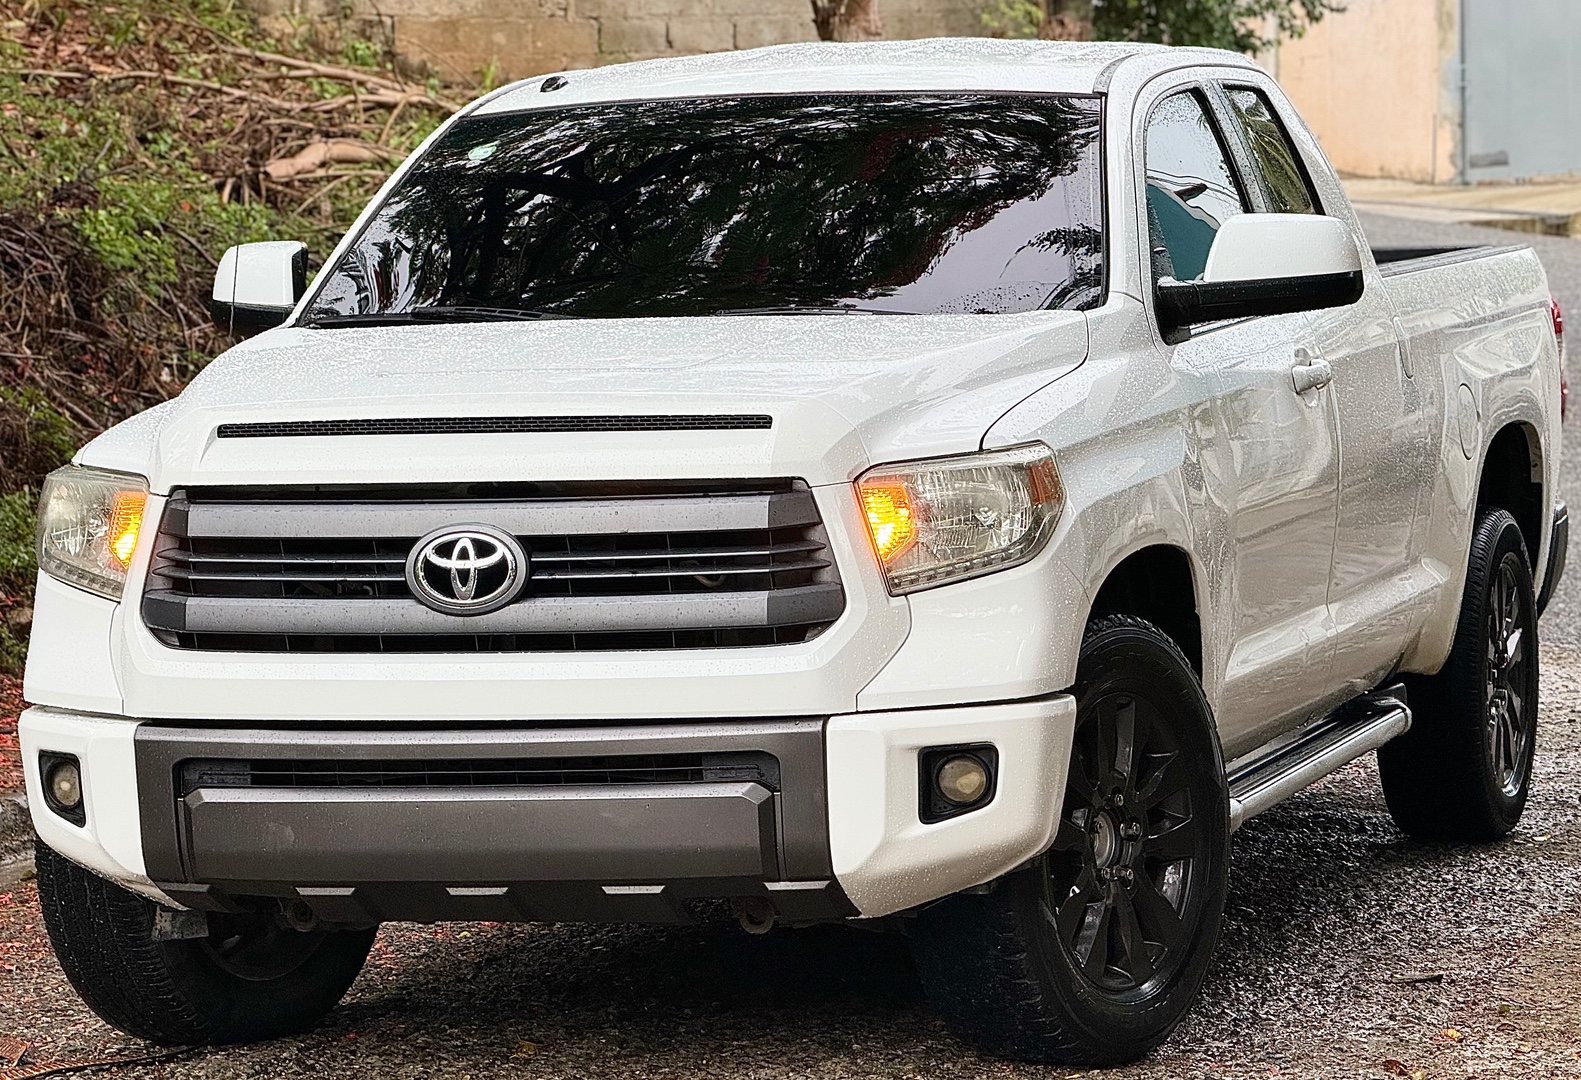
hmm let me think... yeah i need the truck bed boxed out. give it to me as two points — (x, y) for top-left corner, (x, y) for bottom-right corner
(1371, 244), (1529, 276)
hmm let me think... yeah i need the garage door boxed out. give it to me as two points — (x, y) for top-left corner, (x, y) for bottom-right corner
(1463, 0), (1581, 181)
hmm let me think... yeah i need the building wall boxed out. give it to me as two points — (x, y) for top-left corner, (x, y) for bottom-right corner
(1267, 0), (1460, 182)
(247, 0), (990, 86)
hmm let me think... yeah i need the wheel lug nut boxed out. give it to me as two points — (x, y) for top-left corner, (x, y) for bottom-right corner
(1120, 821), (1141, 841)
(1115, 867), (1134, 884)
(1110, 793), (1125, 809)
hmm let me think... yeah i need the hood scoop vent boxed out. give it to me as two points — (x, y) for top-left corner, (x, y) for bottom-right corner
(215, 414), (774, 439)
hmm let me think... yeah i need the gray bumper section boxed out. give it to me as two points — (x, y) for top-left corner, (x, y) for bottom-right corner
(134, 718), (854, 924)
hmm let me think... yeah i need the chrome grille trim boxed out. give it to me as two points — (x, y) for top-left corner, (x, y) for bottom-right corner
(142, 481), (845, 653)
(169, 490), (819, 539)
(144, 585), (845, 636)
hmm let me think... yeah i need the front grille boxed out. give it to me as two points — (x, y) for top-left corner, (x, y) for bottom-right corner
(142, 480), (845, 653)
(178, 751), (781, 797)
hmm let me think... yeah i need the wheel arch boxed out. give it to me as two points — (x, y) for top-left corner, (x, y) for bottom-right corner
(1476, 420), (1545, 571)
(1085, 544), (1204, 678)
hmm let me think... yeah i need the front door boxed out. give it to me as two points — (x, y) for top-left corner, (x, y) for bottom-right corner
(1142, 85), (1342, 757)
(1218, 80), (1431, 696)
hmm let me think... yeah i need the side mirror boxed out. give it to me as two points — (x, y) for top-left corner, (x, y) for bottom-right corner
(1155, 214), (1363, 342)
(211, 241), (308, 338)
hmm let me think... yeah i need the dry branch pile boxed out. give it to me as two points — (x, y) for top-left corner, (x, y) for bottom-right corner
(0, 0), (461, 668)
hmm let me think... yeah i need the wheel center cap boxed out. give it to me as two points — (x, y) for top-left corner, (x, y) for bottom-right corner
(1092, 811), (1121, 868)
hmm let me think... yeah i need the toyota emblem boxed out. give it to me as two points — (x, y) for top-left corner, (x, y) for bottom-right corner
(405, 524), (528, 616)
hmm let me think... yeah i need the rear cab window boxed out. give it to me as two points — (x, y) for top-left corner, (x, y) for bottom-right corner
(1222, 86), (1320, 216)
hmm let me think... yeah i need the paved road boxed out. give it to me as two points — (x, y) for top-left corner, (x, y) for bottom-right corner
(1358, 212), (1581, 646)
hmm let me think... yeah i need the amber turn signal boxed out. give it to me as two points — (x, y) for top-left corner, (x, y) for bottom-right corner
(108, 491), (147, 570)
(858, 481), (917, 564)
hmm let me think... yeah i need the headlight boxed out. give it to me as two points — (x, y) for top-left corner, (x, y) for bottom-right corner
(36, 465), (150, 599)
(856, 443), (1064, 594)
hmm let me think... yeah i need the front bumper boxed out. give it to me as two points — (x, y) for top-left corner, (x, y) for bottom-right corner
(1538, 501), (1568, 616)
(23, 695), (1075, 920)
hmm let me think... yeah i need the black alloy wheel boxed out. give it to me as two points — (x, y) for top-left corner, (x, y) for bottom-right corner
(1485, 553), (1533, 799)
(1380, 507), (1539, 841)
(909, 615), (1229, 1066)
(1043, 689), (1204, 996)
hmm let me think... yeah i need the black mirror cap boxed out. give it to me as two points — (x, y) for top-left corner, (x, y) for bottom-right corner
(1156, 269), (1364, 343)
(210, 300), (295, 338)
(211, 244), (309, 339)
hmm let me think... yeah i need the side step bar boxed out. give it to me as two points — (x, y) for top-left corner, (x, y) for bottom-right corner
(1227, 687), (1412, 832)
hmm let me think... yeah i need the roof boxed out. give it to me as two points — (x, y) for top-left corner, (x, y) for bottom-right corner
(472, 38), (1250, 115)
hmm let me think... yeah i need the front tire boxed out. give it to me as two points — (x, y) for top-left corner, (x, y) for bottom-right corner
(908, 615), (1230, 1065)
(36, 841), (377, 1045)
(1379, 507), (1538, 841)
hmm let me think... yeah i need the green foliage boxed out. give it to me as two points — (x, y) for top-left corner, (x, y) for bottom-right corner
(0, 489), (36, 675)
(0, 388), (77, 492)
(1092, 0), (1343, 51)
(985, 0), (1343, 49)
(981, 0), (1045, 39)
(0, 491), (36, 583)
(0, 0), (453, 669)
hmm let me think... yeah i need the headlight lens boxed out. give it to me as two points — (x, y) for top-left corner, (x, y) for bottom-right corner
(36, 465), (150, 599)
(856, 443), (1063, 594)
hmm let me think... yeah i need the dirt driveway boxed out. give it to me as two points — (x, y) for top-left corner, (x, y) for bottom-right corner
(1, 651), (1579, 1079)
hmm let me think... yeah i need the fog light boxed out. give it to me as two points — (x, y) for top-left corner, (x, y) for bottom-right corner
(50, 761), (82, 808)
(936, 755), (989, 804)
(40, 753), (85, 826)
(918, 744), (999, 823)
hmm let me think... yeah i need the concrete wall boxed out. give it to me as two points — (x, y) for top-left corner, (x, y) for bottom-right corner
(1266, 0), (1460, 182)
(249, 0), (990, 85)
(251, 0), (1469, 183)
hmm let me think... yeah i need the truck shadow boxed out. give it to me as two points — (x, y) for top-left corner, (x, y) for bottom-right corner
(322, 743), (1576, 1070)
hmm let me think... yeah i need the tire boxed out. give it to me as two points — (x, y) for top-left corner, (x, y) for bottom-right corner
(908, 615), (1231, 1066)
(35, 841), (377, 1045)
(1379, 508), (1539, 842)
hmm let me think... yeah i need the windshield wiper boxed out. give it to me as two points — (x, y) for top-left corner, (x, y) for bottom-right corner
(304, 305), (574, 328)
(710, 305), (919, 316)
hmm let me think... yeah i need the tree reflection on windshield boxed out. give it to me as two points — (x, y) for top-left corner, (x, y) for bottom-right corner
(308, 93), (1105, 321)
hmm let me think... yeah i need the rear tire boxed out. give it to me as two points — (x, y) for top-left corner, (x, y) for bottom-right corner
(908, 615), (1230, 1065)
(36, 841), (376, 1045)
(1379, 508), (1538, 841)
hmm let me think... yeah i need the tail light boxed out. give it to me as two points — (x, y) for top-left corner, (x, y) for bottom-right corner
(1553, 297), (1567, 421)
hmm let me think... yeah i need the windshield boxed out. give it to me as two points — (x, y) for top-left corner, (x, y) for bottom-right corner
(305, 93), (1105, 322)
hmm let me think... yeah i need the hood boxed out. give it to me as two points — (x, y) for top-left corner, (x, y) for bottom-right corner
(82, 312), (1088, 490)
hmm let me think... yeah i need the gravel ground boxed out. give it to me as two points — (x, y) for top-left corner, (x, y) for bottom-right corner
(0, 646), (1576, 1079)
(0, 212), (1577, 1078)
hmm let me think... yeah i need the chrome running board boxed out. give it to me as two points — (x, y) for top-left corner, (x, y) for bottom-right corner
(1227, 687), (1412, 832)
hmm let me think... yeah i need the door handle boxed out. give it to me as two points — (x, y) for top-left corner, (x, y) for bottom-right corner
(1291, 356), (1333, 395)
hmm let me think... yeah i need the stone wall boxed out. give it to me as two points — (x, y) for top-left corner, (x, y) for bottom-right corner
(247, 0), (992, 85)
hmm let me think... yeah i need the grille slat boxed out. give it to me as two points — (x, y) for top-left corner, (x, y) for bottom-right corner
(144, 481), (844, 654)
(534, 558), (831, 581)
(534, 540), (824, 564)
(168, 552), (407, 567)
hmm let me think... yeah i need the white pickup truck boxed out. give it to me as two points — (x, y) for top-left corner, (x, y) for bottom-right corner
(20, 39), (1568, 1065)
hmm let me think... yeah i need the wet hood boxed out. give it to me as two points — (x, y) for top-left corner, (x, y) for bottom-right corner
(82, 312), (1089, 490)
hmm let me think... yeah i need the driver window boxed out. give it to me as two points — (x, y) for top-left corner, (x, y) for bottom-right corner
(1144, 91), (1248, 284)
